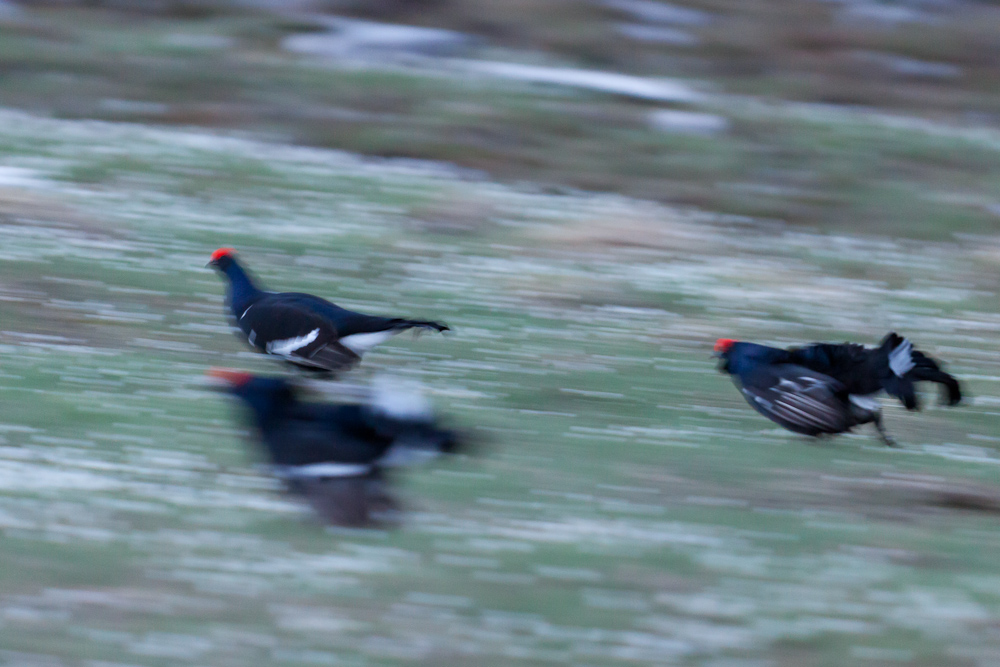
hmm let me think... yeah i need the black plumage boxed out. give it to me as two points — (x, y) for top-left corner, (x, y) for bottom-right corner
(210, 369), (462, 527)
(208, 248), (449, 372)
(715, 333), (962, 446)
(784, 333), (961, 410)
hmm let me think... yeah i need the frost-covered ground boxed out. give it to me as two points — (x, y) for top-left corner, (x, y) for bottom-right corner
(0, 109), (999, 666)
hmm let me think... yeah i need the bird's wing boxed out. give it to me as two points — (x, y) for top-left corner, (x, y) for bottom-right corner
(240, 297), (361, 372)
(292, 341), (362, 373)
(278, 292), (448, 341)
(276, 292), (395, 334)
(239, 297), (335, 352)
(737, 365), (852, 436)
(262, 405), (392, 468)
(271, 293), (403, 354)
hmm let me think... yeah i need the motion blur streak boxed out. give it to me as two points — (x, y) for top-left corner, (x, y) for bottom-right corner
(1, 1), (1000, 666)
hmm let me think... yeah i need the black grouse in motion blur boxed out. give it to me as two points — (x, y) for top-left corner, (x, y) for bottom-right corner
(208, 248), (449, 372)
(716, 333), (961, 446)
(210, 369), (462, 526)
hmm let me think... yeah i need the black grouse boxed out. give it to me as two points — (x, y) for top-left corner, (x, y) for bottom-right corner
(715, 333), (961, 446)
(208, 248), (449, 372)
(210, 369), (462, 526)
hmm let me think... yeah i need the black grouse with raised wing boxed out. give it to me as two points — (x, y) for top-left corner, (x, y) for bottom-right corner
(715, 333), (961, 446)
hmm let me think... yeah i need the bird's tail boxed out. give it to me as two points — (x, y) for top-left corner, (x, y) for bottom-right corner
(366, 378), (464, 460)
(371, 420), (464, 466)
(878, 332), (962, 410)
(390, 319), (450, 333)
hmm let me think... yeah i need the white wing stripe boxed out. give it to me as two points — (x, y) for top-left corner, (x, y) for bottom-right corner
(277, 462), (372, 478)
(266, 328), (320, 356)
(889, 338), (914, 377)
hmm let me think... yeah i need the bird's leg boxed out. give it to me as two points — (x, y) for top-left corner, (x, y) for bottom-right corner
(872, 411), (898, 448)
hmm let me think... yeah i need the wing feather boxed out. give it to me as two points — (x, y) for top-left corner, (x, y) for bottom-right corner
(239, 297), (365, 371)
(738, 365), (852, 436)
(773, 393), (842, 431)
(301, 341), (362, 373)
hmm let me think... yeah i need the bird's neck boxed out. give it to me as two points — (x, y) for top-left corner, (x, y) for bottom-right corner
(224, 263), (264, 313)
(240, 391), (291, 430)
(729, 345), (789, 375)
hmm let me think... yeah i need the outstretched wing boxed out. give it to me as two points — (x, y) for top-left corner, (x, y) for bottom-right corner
(239, 297), (361, 372)
(737, 365), (852, 436)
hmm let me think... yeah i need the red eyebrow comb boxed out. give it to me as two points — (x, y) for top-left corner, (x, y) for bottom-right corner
(714, 338), (736, 353)
(207, 367), (253, 386)
(210, 247), (236, 262)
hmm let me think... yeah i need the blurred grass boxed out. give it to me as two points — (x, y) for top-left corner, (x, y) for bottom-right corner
(0, 109), (999, 664)
(2, 2), (1000, 665)
(1, 3), (1000, 238)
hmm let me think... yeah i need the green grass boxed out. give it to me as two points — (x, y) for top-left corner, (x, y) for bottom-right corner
(2, 2), (1000, 664)
(2, 4), (1000, 239)
(0, 109), (999, 665)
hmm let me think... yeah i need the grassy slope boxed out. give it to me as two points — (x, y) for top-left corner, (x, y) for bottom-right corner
(0, 110), (999, 665)
(2, 2), (1000, 665)
(2, 4), (1000, 238)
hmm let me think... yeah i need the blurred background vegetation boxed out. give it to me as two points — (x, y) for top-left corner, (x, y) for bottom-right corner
(4, 0), (1000, 236)
(4, 1), (1000, 666)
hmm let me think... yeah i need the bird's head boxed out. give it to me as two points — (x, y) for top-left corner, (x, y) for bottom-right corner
(713, 337), (738, 368)
(715, 339), (788, 375)
(207, 247), (237, 271)
(206, 248), (263, 309)
(714, 338), (736, 356)
(207, 368), (296, 423)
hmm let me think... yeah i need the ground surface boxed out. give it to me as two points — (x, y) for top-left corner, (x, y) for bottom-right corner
(1, 2), (1000, 666)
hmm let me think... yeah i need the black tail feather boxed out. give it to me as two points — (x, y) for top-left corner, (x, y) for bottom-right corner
(883, 376), (918, 410)
(879, 334), (962, 409)
(909, 349), (962, 406)
(878, 331), (904, 352)
(909, 366), (962, 406)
